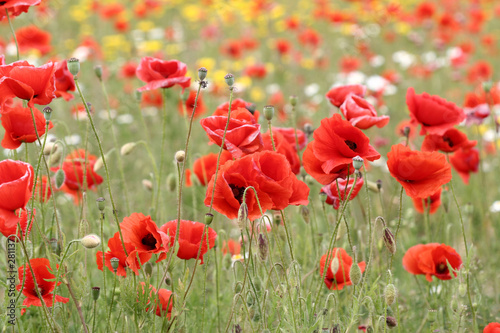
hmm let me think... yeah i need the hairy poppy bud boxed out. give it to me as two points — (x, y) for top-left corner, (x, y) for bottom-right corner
(144, 262), (153, 277)
(303, 123), (314, 136)
(68, 58), (80, 76)
(175, 150), (185, 163)
(300, 206), (310, 224)
(198, 67), (208, 81)
(205, 213), (214, 225)
(167, 173), (176, 192)
(386, 316), (397, 328)
(383, 227), (396, 254)
(50, 238), (59, 254)
(80, 234), (101, 249)
(94, 65), (103, 80)
(349, 263), (362, 285)
(165, 272), (172, 286)
(92, 287), (100, 301)
(55, 169), (65, 189)
(96, 197), (105, 211)
(93, 156), (103, 172)
(120, 142), (137, 156)
(258, 233), (268, 261)
(237, 202), (248, 230)
(289, 95), (298, 106)
(330, 256), (340, 274)
(43, 107), (53, 121)
(110, 257), (119, 272)
(264, 105), (275, 121)
(49, 148), (62, 166)
(384, 284), (397, 305)
(224, 73), (235, 87)
(142, 179), (153, 191)
(458, 283), (467, 297)
(352, 156), (364, 170)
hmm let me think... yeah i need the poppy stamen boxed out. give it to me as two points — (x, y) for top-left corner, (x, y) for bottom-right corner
(141, 234), (157, 250)
(443, 136), (454, 147)
(345, 140), (357, 150)
(436, 263), (447, 274)
(229, 184), (246, 204)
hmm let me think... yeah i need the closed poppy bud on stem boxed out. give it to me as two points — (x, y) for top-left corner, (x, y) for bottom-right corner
(55, 169), (65, 189)
(110, 257), (119, 272)
(198, 67), (208, 81)
(94, 65), (103, 81)
(349, 262), (362, 286)
(80, 234), (101, 249)
(167, 174), (176, 192)
(385, 284), (397, 305)
(237, 202), (248, 230)
(300, 206), (310, 224)
(383, 227), (396, 254)
(142, 179), (153, 191)
(43, 107), (53, 122)
(205, 213), (214, 225)
(224, 73), (235, 87)
(258, 233), (268, 261)
(181, 89), (190, 102)
(330, 256), (340, 274)
(289, 95), (298, 106)
(144, 262), (153, 277)
(68, 58), (80, 76)
(50, 238), (59, 254)
(175, 150), (185, 163)
(120, 142), (137, 156)
(376, 179), (382, 190)
(264, 105), (275, 121)
(92, 287), (100, 301)
(386, 316), (397, 328)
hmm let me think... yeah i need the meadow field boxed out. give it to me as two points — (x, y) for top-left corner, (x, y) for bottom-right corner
(1, 0), (500, 332)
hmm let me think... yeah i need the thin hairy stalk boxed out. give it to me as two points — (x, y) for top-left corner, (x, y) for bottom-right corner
(92, 300), (97, 333)
(51, 240), (79, 310)
(99, 211), (107, 300)
(107, 275), (117, 331)
(154, 88), (169, 218)
(5, 9), (19, 60)
(390, 186), (404, 270)
(65, 274), (89, 333)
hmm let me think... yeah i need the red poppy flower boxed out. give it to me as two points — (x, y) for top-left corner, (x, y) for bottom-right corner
(222, 239), (241, 256)
(421, 128), (476, 153)
(0, 208), (33, 240)
(0, 61), (56, 107)
(303, 114), (380, 185)
(120, 61), (138, 79)
(34, 176), (51, 203)
(484, 323), (500, 333)
(387, 144), (452, 199)
(402, 243), (462, 282)
(414, 1), (435, 21)
(275, 39), (292, 55)
(205, 151), (309, 221)
(51, 149), (103, 203)
(200, 107), (264, 158)
(141, 90), (163, 108)
(155, 289), (174, 318)
(449, 148), (479, 184)
(54, 60), (75, 101)
(96, 232), (150, 276)
(412, 188), (442, 214)
(0, 55), (4, 65)
(339, 56), (361, 73)
(159, 220), (217, 264)
(340, 94), (390, 129)
(0, 159), (33, 211)
(273, 127), (307, 151)
(136, 57), (191, 92)
(178, 90), (206, 118)
(319, 248), (366, 290)
(220, 39), (244, 59)
(298, 28), (321, 49)
(466, 61), (492, 84)
(192, 150), (232, 186)
(1, 101), (53, 149)
(395, 119), (417, 140)
(244, 64), (267, 79)
(120, 212), (170, 270)
(16, 258), (69, 315)
(321, 176), (364, 210)
(0, 0), (41, 20)
(326, 85), (366, 108)
(262, 130), (301, 174)
(15, 25), (52, 56)
(406, 87), (465, 135)
(214, 98), (260, 122)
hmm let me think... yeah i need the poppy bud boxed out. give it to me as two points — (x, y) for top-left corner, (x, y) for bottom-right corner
(55, 169), (65, 189)
(198, 67), (208, 81)
(205, 213), (214, 225)
(79, 218), (89, 237)
(450, 298), (459, 313)
(258, 233), (268, 261)
(120, 142), (137, 156)
(382, 227), (396, 254)
(300, 206), (310, 224)
(144, 262), (153, 277)
(303, 123), (314, 137)
(384, 284), (397, 305)
(43, 107), (53, 121)
(246, 293), (254, 306)
(403, 126), (410, 138)
(167, 173), (176, 192)
(428, 309), (437, 322)
(458, 283), (467, 297)
(442, 189), (449, 213)
(165, 272), (172, 286)
(376, 179), (382, 190)
(289, 95), (298, 106)
(96, 197), (105, 212)
(181, 89), (190, 102)
(43, 142), (56, 155)
(233, 324), (242, 333)
(386, 316), (397, 329)
(68, 58), (80, 76)
(93, 157), (104, 172)
(175, 150), (185, 163)
(330, 256), (340, 274)
(349, 262), (362, 285)
(366, 326), (374, 333)
(142, 179), (153, 191)
(50, 238), (59, 254)
(224, 73), (235, 87)
(352, 156), (364, 170)
(94, 65), (103, 81)
(234, 283), (242, 294)
(237, 202), (248, 230)
(80, 234), (101, 249)
(135, 90), (142, 102)
(110, 257), (119, 272)
(49, 148), (62, 166)
(92, 287), (100, 301)
(264, 105), (275, 121)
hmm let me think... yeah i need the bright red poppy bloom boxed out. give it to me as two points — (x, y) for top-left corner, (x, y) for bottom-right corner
(339, 56), (361, 73)
(121, 212), (170, 270)
(262, 130), (301, 174)
(16, 258), (69, 315)
(321, 176), (364, 210)
(0, 159), (33, 211)
(51, 149), (103, 203)
(244, 64), (267, 79)
(1, 101), (53, 149)
(340, 94), (390, 129)
(136, 57), (191, 92)
(449, 147), (479, 184)
(205, 151), (309, 221)
(273, 127), (307, 151)
(220, 39), (244, 59)
(96, 232), (150, 276)
(155, 289), (174, 318)
(466, 61), (492, 84)
(222, 239), (241, 256)
(54, 60), (75, 101)
(303, 114), (380, 185)
(0, 0), (41, 20)
(160, 220), (217, 264)
(402, 243), (462, 282)
(421, 128), (476, 153)
(120, 61), (138, 79)
(412, 188), (442, 214)
(406, 87), (465, 135)
(319, 248), (366, 290)
(178, 90), (206, 118)
(326, 84), (366, 108)
(0, 208), (33, 240)
(15, 25), (52, 56)
(200, 107), (264, 158)
(213, 98), (260, 123)
(387, 144), (452, 199)
(0, 61), (56, 107)
(484, 322), (500, 333)
(192, 150), (232, 186)
(34, 176), (51, 203)
(275, 39), (292, 55)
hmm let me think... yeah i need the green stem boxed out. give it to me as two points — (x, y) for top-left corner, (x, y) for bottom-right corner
(5, 9), (19, 61)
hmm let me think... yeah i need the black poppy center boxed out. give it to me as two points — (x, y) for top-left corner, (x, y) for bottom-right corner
(442, 136), (454, 147)
(345, 140), (357, 150)
(0, 2), (7, 5)
(436, 262), (447, 274)
(141, 233), (157, 250)
(230, 184), (246, 204)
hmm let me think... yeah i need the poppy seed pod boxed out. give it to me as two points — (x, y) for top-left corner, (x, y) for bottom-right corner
(224, 73), (235, 87)
(94, 65), (103, 80)
(198, 67), (208, 81)
(264, 105), (275, 121)
(92, 287), (100, 301)
(43, 107), (53, 121)
(352, 156), (364, 170)
(67, 58), (80, 76)
(80, 234), (101, 249)
(96, 197), (105, 211)
(110, 257), (120, 272)
(289, 95), (298, 106)
(205, 213), (214, 225)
